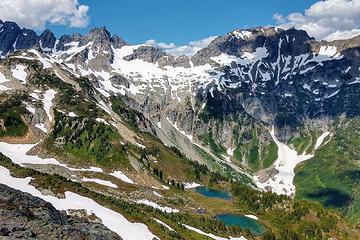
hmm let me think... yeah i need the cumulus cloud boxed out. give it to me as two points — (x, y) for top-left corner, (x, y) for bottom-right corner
(145, 36), (217, 56)
(0, 0), (90, 29)
(273, 0), (360, 41)
(144, 39), (176, 49)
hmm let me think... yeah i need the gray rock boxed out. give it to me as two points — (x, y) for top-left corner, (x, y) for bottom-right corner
(123, 46), (166, 63)
(0, 184), (121, 239)
(39, 29), (56, 50)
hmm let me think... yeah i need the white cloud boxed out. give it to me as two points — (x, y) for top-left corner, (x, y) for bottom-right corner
(144, 39), (176, 49)
(0, 0), (90, 29)
(274, 0), (360, 41)
(145, 36), (217, 56)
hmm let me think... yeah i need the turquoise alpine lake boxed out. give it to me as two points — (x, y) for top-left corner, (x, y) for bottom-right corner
(216, 214), (266, 235)
(195, 186), (232, 200)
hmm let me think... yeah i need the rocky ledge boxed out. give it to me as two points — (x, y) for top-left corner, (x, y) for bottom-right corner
(0, 184), (121, 239)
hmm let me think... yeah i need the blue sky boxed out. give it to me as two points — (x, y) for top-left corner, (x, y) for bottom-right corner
(50, 0), (318, 45)
(2, 0), (360, 45)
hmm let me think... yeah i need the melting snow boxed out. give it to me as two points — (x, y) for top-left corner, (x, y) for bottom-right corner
(11, 65), (27, 82)
(68, 112), (77, 117)
(315, 132), (330, 149)
(254, 127), (330, 196)
(318, 46), (338, 57)
(110, 171), (134, 184)
(232, 30), (252, 40)
(42, 89), (57, 122)
(0, 142), (103, 173)
(95, 118), (109, 125)
(183, 182), (201, 189)
(0, 71), (10, 91)
(244, 215), (258, 220)
(136, 199), (179, 213)
(35, 123), (47, 133)
(81, 177), (118, 189)
(153, 191), (163, 198)
(152, 218), (174, 231)
(24, 102), (36, 114)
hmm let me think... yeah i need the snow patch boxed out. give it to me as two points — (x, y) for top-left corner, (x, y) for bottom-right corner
(244, 215), (258, 220)
(183, 224), (247, 240)
(110, 171), (134, 184)
(0, 142), (102, 173)
(136, 199), (179, 213)
(42, 89), (57, 122)
(152, 218), (174, 231)
(11, 65), (27, 82)
(254, 128), (331, 196)
(68, 112), (77, 117)
(315, 132), (330, 149)
(0, 166), (158, 240)
(232, 30), (252, 40)
(152, 191), (163, 198)
(35, 123), (47, 133)
(0, 71), (10, 91)
(184, 182), (201, 189)
(81, 178), (118, 188)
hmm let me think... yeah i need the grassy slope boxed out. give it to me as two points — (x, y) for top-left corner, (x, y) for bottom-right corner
(233, 130), (278, 172)
(294, 118), (360, 222)
(0, 97), (28, 138)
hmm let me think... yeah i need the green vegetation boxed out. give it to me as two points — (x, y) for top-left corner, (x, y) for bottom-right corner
(289, 134), (312, 154)
(48, 111), (130, 169)
(294, 118), (360, 222)
(199, 131), (226, 158)
(262, 141), (278, 169)
(0, 98), (28, 137)
(289, 129), (321, 155)
(0, 154), (250, 240)
(233, 130), (278, 172)
(231, 183), (356, 239)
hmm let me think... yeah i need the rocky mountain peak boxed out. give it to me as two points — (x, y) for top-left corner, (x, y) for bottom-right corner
(110, 34), (127, 49)
(39, 29), (56, 50)
(81, 26), (111, 46)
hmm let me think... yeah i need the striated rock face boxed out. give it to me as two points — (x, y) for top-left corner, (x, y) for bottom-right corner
(0, 184), (121, 239)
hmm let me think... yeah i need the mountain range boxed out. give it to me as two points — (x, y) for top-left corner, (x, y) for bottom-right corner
(1, 20), (360, 239)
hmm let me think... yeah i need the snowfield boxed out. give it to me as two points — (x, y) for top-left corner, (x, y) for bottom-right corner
(0, 166), (158, 240)
(254, 127), (330, 196)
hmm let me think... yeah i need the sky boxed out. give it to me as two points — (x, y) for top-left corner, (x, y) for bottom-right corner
(1, 0), (360, 52)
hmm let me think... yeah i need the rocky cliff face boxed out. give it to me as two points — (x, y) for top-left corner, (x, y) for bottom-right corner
(0, 184), (121, 239)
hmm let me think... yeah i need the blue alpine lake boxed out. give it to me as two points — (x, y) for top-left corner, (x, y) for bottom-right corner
(195, 186), (232, 200)
(216, 214), (266, 235)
